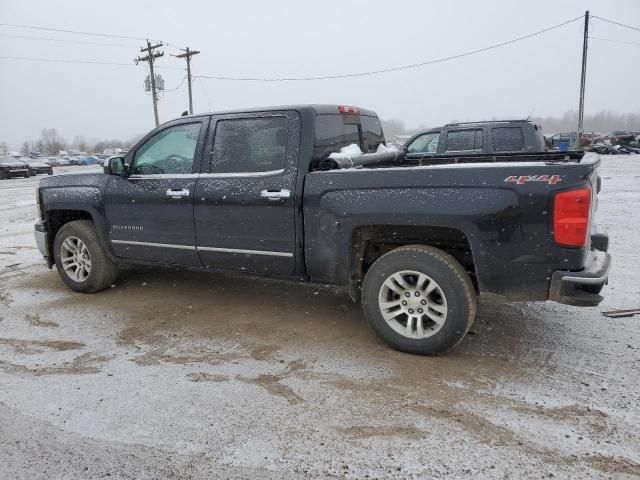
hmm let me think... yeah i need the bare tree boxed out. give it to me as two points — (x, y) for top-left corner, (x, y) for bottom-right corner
(20, 141), (30, 156)
(39, 128), (66, 155)
(0, 142), (8, 155)
(72, 135), (88, 152)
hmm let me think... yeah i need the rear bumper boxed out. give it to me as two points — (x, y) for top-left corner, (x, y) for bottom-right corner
(34, 220), (52, 268)
(549, 247), (611, 307)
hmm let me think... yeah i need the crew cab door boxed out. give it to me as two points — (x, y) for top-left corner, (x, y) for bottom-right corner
(194, 110), (300, 275)
(104, 118), (208, 265)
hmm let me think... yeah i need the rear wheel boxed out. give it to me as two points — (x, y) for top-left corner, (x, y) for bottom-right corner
(362, 245), (476, 355)
(24, 169), (30, 178)
(53, 220), (119, 293)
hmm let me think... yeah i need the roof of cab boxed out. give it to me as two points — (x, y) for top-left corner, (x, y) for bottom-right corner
(180, 104), (378, 120)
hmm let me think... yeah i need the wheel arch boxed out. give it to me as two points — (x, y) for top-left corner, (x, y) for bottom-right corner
(348, 224), (478, 301)
(45, 208), (116, 264)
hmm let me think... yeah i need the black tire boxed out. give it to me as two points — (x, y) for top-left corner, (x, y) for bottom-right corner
(362, 245), (476, 355)
(47, 169), (53, 175)
(24, 169), (30, 178)
(0, 169), (6, 180)
(53, 220), (119, 293)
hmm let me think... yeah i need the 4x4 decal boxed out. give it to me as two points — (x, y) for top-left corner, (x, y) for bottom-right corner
(504, 175), (563, 185)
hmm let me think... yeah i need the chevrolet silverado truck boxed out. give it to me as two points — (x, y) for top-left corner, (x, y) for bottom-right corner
(34, 104), (611, 355)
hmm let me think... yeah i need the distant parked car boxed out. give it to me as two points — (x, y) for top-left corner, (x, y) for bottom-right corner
(0, 156), (30, 179)
(25, 158), (53, 176)
(56, 158), (70, 166)
(404, 120), (546, 156)
(77, 155), (99, 165)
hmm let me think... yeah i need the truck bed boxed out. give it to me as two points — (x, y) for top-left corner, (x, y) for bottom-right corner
(312, 149), (594, 172)
(303, 151), (601, 302)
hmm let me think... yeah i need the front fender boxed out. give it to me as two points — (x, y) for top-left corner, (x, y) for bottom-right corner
(41, 186), (117, 262)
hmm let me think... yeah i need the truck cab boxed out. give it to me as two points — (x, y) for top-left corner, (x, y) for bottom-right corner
(404, 120), (546, 157)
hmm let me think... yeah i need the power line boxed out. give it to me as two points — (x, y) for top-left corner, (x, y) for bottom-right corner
(591, 16), (640, 33)
(163, 75), (187, 92)
(590, 36), (640, 46)
(193, 71), (213, 111)
(0, 22), (153, 41)
(0, 55), (134, 66)
(0, 33), (138, 48)
(193, 15), (584, 81)
(0, 55), (184, 69)
(0, 15), (586, 82)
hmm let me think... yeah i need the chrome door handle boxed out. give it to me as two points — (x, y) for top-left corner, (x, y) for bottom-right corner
(166, 188), (190, 198)
(260, 189), (290, 201)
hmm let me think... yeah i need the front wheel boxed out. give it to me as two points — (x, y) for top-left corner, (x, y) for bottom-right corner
(53, 220), (119, 293)
(24, 169), (30, 178)
(362, 245), (476, 355)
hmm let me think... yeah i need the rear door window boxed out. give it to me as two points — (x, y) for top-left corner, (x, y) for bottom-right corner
(445, 129), (483, 152)
(210, 117), (289, 173)
(492, 127), (525, 152)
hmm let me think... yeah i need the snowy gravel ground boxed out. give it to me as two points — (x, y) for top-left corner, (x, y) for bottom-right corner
(0, 159), (639, 479)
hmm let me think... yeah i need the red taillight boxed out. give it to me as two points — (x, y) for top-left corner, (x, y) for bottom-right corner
(338, 105), (359, 114)
(553, 187), (591, 247)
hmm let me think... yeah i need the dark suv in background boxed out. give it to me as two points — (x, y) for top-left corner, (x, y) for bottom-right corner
(404, 120), (546, 156)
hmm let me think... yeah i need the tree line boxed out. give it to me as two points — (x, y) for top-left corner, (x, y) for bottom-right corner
(0, 129), (142, 157)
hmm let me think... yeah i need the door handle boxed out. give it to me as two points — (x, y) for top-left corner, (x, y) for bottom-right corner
(260, 189), (291, 201)
(166, 188), (190, 199)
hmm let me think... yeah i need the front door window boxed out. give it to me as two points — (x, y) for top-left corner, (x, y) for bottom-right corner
(407, 132), (440, 154)
(132, 123), (201, 175)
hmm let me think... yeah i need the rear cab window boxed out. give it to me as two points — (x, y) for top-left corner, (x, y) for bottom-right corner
(313, 107), (384, 164)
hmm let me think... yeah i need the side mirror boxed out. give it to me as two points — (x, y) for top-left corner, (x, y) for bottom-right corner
(104, 156), (126, 176)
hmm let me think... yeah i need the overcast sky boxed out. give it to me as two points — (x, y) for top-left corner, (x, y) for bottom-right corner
(1, 0), (639, 148)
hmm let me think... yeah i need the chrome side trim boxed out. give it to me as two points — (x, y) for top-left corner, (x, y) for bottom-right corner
(111, 240), (196, 250)
(126, 169), (284, 180)
(197, 246), (293, 257)
(199, 169), (285, 178)
(128, 174), (198, 179)
(110, 239), (293, 257)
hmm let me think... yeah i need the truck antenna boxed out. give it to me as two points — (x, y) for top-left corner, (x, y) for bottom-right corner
(526, 107), (535, 121)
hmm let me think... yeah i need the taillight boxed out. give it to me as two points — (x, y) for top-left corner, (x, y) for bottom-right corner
(338, 105), (359, 114)
(553, 187), (591, 247)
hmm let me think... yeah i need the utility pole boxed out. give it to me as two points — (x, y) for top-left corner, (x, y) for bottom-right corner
(136, 40), (164, 127)
(577, 11), (589, 149)
(173, 47), (200, 115)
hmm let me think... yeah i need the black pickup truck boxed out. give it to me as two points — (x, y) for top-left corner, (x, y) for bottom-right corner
(34, 104), (611, 355)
